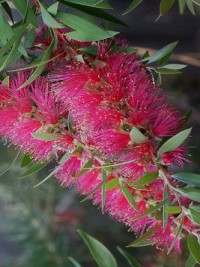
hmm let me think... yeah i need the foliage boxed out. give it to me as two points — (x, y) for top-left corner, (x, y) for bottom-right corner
(0, 0), (200, 266)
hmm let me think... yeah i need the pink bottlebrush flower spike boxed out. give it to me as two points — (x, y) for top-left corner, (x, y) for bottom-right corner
(0, 35), (197, 255)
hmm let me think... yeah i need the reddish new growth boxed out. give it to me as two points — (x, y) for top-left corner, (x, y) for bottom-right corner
(0, 29), (196, 253)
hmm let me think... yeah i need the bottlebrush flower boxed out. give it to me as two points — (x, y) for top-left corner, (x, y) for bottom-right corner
(0, 36), (194, 254)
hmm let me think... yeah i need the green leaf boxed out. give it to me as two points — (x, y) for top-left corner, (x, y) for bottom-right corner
(155, 68), (182, 75)
(0, 22), (28, 58)
(81, 181), (104, 202)
(106, 178), (119, 191)
(175, 187), (200, 202)
(113, 46), (138, 54)
(178, 0), (187, 14)
(182, 109), (193, 125)
(57, 12), (119, 41)
(185, 254), (197, 267)
(68, 257), (82, 267)
(47, 2), (59, 16)
(132, 171), (158, 186)
(186, 0), (195, 14)
(1, 1), (14, 23)
(121, 184), (138, 211)
(9, 51), (64, 71)
(0, 10), (13, 44)
(117, 247), (141, 267)
(155, 64), (186, 75)
(123, 0), (143, 15)
(34, 168), (57, 187)
(78, 46), (98, 56)
(38, 1), (63, 28)
(102, 169), (107, 211)
(165, 206), (182, 214)
(59, 0), (112, 9)
(189, 205), (200, 213)
(163, 185), (169, 230)
(188, 234), (200, 264)
(167, 217), (183, 254)
(32, 132), (60, 141)
(12, 0), (38, 27)
(158, 128), (192, 154)
(0, 37), (22, 72)
(130, 126), (146, 144)
(2, 75), (9, 85)
(20, 162), (48, 178)
(58, 0), (127, 26)
(159, 0), (175, 17)
(18, 32), (55, 89)
(74, 158), (93, 178)
(132, 199), (168, 221)
(0, 150), (20, 176)
(144, 41), (178, 64)
(173, 172), (200, 187)
(159, 64), (186, 70)
(78, 230), (117, 267)
(93, 0), (113, 9)
(127, 227), (158, 247)
(21, 154), (32, 168)
(189, 206), (200, 226)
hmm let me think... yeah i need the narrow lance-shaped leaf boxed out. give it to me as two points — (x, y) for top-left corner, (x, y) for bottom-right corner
(0, 150), (20, 176)
(34, 168), (58, 187)
(132, 198), (168, 221)
(163, 184), (169, 230)
(92, 0), (113, 9)
(58, 0), (127, 26)
(188, 234), (200, 264)
(101, 169), (107, 212)
(21, 154), (32, 168)
(12, 0), (38, 27)
(57, 12), (119, 41)
(59, 0), (112, 9)
(127, 227), (159, 247)
(74, 158), (93, 178)
(81, 181), (104, 202)
(174, 187), (200, 202)
(158, 128), (192, 154)
(32, 132), (60, 141)
(167, 217), (184, 254)
(165, 206), (182, 214)
(20, 162), (48, 178)
(130, 126), (146, 144)
(68, 257), (82, 267)
(78, 230), (117, 267)
(144, 41), (178, 64)
(106, 178), (119, 191)
(186, 0), (195, 15)
(178, 0), (187, 14)
(189, 207), (200, 226)
(173, 172), (200, 187)
(0, 37), (22, 72)
(38, 1), (63, 28)
(0, 22), (29, 58)
(1, 1), (14, 23)
(18, 31), (55, 89)
(159, 0), (175, 17)
(117, 247), (141, 267)
(132, 171), (158, 186)
(121, 183), (138, 211)
(123, 0), (143, 15)
(185, 254), (197, 267)
(155, 64), (186, 75)
(47, 2), (59, 16)
(113, 46), (138, 54)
